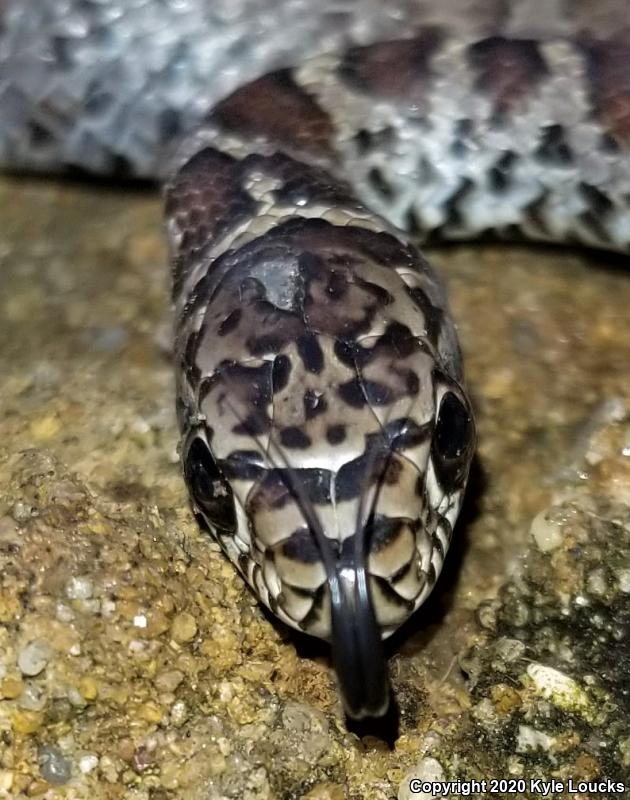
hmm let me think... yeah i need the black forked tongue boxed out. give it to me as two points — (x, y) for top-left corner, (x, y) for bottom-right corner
(219, 390), (391, 717)
(329, 562), (390, 719)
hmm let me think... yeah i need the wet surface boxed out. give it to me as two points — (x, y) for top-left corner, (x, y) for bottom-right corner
(0, 175), (629, 798)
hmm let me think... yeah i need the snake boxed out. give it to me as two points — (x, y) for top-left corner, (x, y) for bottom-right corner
(2, 0), (629, 720)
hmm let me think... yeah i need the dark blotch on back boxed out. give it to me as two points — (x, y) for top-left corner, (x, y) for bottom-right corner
(468, 36), (548, 115)
(582, 38), (630, 147)
(338, 29), (443, 107)
(210, 69), (335, 157)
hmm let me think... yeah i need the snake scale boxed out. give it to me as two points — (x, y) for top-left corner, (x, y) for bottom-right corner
(2, 0), (629, 719)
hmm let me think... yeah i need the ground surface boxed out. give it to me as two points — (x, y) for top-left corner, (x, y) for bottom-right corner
(0, 176), (629, 799)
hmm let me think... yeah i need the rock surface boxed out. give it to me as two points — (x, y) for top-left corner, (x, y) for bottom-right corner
(0, 175), (629, 798)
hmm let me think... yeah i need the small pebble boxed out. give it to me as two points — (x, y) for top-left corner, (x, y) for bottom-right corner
(55, 603), (75, 623)
(526, 663), (592, 717)
(18, 682), (47, 711)
(399, 757), (445, 800)
(155, 669), (184, 693)
(1, 676), (23, 699)
(0, 770), (13, 791)
(30, 415), (61, 441)
(83, 325), (128, 352)
(586, 568), (608, 597)
(11, 501), (33, 521)
(67, 686), (87, 708)
(494, 637), (526, 663)
(170, 700), (188, 727)
(18, 640), (52, 676)
(38, 745), (72, 785)
(78, 598), (101, 615)
(101, 599), (116, 617)
(170, 611), (197, 643)
(28, 778), (51, 795)
(516, 724), (555, 753)
(138, 701), (163, 724)
(57, 734), (75, 751)
(12, 709), (43, 734)
(530, 510), (563, 552)
(65, 575), (93, 600)
(79, 755), (99, 774)
(132, 745), (153, 773)
(99, 755), (120, 783)
(79, 676), (98, 701)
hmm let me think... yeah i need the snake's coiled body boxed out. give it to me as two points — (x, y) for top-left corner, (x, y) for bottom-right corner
(2, 0), (629, 718)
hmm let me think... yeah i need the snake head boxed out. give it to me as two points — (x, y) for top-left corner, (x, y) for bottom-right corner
(174, 211), (475, 719)
(180, 359), (475, 719)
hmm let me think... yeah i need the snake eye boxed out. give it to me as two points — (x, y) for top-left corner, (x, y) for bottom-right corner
(434, 392), (474, 460)
(184, 437), (236, 534)
(432, 391), (475, 487)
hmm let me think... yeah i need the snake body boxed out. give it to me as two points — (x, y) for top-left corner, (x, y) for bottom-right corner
(2, 0), (629, 719)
